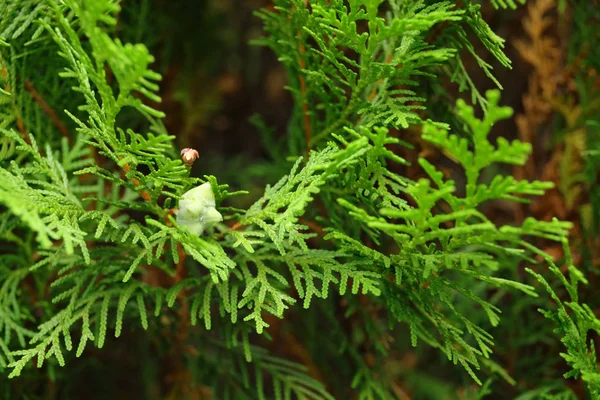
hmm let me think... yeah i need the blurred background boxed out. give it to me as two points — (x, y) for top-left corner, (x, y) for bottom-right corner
(7, 0), (600, 398)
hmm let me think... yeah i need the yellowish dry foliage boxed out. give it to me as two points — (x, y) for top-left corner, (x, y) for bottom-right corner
(515, 0), (587, 218)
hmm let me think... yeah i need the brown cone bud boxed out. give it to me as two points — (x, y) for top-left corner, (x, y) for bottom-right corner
(180, 148), (199, 167)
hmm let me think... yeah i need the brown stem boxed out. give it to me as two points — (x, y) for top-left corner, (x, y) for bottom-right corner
(24, 80), (71, 142)
(174, 243), (189, 341)
(391, 383), (412, 400)
(162, 243), (194, 397)
(229, 221), (242, 231)
(122, 162), (152, 201)
(300, 217), (326, 236)
(264, 313), (327, 387)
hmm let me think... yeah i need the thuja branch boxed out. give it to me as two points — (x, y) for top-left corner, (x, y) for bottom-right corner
(0, 57), (29, 143)
(122, 162), (152, 202)
(24, 80), (71, 142)
(309, 87), (363, 146)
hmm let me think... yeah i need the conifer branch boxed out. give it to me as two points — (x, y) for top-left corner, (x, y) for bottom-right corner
(0, 58), (29, 143)
(2, 1), (597, 398)
(24, 80), (71, 142)
(122, 162), (152, 202)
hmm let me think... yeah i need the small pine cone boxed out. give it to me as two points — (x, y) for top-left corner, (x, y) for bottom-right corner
(180, 148), (199, 167)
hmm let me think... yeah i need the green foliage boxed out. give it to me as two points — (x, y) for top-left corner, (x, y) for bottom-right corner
(489, 0), (526, 9)
(320, 90), (572, 388)
(527, 241), (600, 398)
(255, 0), (517, 153)
(0, 0), (597, 399)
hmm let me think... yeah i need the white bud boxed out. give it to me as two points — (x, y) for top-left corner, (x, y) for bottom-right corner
(176, 182), (223, 235)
